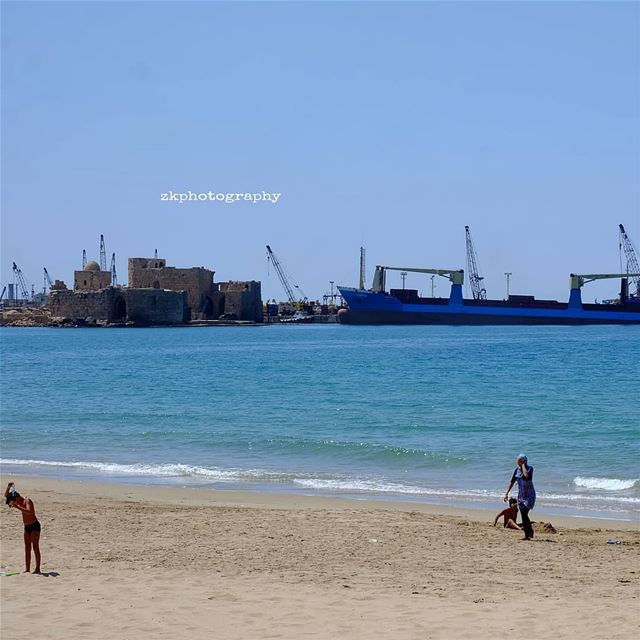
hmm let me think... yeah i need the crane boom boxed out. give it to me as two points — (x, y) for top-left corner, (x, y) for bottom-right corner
(465, 226), (486, 300)
(43, 267), (53, 294)
(99, 234), (107, 272)
(372, 265), (464, 292)
(619, 224), (640, 296)
(12, 262), (30, 300)
(570, 272), (640, 289)
(266, 245), (300, 303)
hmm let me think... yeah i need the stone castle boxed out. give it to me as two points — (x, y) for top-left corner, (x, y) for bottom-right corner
(48, 256), (262, 326)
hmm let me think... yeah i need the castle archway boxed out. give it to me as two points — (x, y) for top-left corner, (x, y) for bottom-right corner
(113, 296), (127, 322)
(201, 296), (213, 318)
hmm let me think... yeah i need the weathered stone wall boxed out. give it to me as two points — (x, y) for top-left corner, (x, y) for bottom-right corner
(128, 258), (167, 283)
(74, 270), (111, 291)
(128, 258), (218, 318)
(124, 289), (188, 325)
(50, 280), (68, 291)
(50, 288), (114, 321)
(218, 281), (263, 322)
(49, 287), (187, 325)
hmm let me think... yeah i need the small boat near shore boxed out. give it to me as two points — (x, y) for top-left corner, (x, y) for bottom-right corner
(279, 311), (315, 324)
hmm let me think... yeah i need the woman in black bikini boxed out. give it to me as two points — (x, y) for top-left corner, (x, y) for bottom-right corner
(4, 482), (41, 574)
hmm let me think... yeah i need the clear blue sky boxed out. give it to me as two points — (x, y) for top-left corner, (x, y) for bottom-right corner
(2, 1), (638, 302)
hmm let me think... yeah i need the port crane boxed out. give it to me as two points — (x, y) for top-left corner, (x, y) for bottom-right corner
(12, 262), (30, 301)
(266, 245), (307, 303)
(372, 265), (464, 292)
(99, 234), (107, 271)
(570, 272), (640, 305)
(43, 267), (53, 294)
(465, 226), (486, 300)
(570, 273), (640, 288)
(619, 224), (640, 297)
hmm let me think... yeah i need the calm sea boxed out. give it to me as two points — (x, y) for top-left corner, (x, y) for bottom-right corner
(1, 325), (638, 519)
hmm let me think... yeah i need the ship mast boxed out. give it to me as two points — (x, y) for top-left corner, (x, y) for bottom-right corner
(359, 247), (366, 290)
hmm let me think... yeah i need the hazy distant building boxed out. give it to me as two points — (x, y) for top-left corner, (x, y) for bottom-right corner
(128, 257), (222, 320)
(50, 257), (187, 325)
(49, 285), (187, 326)
(47, 255), (262, 325)
(74, 260), (111, 291)
(128, 257), (263, 322)
(219, 281), (263, 322)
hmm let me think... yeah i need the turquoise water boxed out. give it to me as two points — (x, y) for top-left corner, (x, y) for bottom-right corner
(1, 325), (638, 518)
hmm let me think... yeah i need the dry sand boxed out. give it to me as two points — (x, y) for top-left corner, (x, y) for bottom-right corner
(1, 476), (638, 639)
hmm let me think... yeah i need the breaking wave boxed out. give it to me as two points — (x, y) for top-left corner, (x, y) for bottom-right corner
(0, 458), (242, 481)
(2, 458), (638, 509)
(294, 478), (640, 505)
(573, 476), (638, 491)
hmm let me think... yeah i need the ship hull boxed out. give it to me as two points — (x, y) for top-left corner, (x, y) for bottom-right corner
(337, 309), (639, 325)
(337, 288), (640, 326)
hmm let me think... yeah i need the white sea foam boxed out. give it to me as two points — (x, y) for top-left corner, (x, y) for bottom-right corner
(293, 478), (640, 504)
(574, 476), (638, 491)
(293, 477), (438, 495)
(2, 458), (638, 508)
(0, 458), (241, 481)
(539, 491), (639, 505)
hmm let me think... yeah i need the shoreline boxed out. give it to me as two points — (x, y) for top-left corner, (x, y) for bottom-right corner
(2, 474), (639, 639)
(3, 474), (638, 530)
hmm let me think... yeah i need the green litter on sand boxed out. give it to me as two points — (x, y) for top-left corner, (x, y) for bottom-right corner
(0, 571), (20, 577)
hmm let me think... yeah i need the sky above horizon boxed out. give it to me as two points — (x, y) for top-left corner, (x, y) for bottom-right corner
(2, 1), (639, 302)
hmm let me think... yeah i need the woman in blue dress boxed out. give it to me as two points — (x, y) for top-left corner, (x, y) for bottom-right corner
(503, 454), (536, 540)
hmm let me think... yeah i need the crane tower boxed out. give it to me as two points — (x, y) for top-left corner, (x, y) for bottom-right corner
(465, 226), (487, 300)
(12, 262), (30, 300)
(619, 224), (640, 297)
(99, 234), (107, 272)
(266, 245), (306, 303)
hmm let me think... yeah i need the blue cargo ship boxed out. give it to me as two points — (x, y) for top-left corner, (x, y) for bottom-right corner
(338, 266), (640, 325)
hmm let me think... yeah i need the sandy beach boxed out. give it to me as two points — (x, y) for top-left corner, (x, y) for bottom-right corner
(0, 476), (638, 639)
